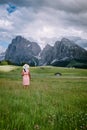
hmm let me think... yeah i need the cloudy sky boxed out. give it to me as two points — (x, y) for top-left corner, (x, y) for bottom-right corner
(0, 0), (87, 51)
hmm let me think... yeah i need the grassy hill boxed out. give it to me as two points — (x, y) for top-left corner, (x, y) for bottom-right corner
(0, 66), (87, 130)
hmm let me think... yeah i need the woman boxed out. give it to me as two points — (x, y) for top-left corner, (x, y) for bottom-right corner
(22, 64), (31, 88)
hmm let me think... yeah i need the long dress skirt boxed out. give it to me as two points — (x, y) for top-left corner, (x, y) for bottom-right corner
(22, 70), (30, 85)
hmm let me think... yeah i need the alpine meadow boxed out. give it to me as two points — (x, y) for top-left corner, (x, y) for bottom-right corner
(1, 0), (87, 130)
(0, 65), (87, 130)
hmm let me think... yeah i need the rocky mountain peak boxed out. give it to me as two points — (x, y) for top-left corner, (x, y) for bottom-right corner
(12, 35), (29, 45)
(43, 44), (52, 50)
(61, 38), (70, 43)
(5, 36), (41, 65)
(40, 37), (87, 67)
(4, 36), (87, 68)
(61, 38), (75, 47)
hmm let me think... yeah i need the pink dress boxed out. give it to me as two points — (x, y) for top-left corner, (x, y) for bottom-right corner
(22, 70), (30, 85)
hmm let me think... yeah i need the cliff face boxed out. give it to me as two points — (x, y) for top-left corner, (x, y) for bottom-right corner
(52, 38), (87, 62)
(39, 44), (54, 65)
(5, 36), (87, 68)
(5, 36), (41, 65)
(39, 38), (87, 67)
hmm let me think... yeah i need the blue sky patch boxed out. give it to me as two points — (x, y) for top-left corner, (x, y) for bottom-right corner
(7, 3), (17, 14)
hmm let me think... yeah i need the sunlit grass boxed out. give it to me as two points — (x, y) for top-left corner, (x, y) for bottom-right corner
(0, 65), (18, 72)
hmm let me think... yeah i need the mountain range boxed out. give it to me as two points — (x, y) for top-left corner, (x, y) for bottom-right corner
(0, 36), (87, 68)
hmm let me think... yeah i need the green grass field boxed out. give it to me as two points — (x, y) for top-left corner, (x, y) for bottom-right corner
(0, 65), (87, 130)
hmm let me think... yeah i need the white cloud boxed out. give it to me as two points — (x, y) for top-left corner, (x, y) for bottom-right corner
(0, 19), (13, 30)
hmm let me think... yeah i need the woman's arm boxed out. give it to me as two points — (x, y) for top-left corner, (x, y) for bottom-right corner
(21, 71), (24, 76)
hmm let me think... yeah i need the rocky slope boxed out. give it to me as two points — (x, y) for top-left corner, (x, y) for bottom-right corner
(39, 38), (87, 67)
(5, 36), (41, 65)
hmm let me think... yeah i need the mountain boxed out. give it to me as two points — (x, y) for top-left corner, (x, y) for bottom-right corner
(53, 38), (87, 60)
(39, 44), (54, 65)
(39, 38), (87, 68)
(67, 36), (87, 50)
(5, 36), (41, 66)
(5, 36), (87, 68)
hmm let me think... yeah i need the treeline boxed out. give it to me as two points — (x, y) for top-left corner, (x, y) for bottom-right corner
(0, 60), (87, 69)
(0, 60), (32, 66)
(0, 60), (19, 66)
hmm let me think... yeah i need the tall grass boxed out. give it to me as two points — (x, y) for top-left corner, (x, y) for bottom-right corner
(0, 66), (87, 130)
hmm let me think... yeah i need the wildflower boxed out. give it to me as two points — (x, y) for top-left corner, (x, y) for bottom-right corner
(34, 124), (40, 130)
